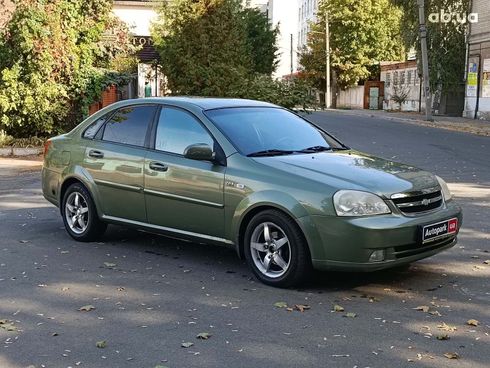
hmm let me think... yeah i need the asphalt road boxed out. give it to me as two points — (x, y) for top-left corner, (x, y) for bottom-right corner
(0, 111), (489, 368)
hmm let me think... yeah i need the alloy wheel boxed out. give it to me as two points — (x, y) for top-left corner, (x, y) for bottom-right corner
(65, 192), (89, 234)
(250, 222), (291, 278)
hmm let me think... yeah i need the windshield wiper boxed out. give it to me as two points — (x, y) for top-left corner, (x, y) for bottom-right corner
(297, 145), (333, 153)
(247, 149), (295, 157)
(298, 145), (350, 153)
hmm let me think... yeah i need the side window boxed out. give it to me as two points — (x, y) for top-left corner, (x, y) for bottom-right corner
(155, 108), (214, 155)
(102, 105), (157, 147)
(83, 115), (107, 139)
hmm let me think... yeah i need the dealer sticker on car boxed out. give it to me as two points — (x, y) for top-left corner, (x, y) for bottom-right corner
(422, 218), (458, 243)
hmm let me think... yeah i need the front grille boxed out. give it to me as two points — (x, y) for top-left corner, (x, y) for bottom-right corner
(391, 189), (443, 215)
(393, 236), (455, 259)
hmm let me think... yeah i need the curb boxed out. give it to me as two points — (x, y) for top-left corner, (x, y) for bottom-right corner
(0, 147), (43, 157)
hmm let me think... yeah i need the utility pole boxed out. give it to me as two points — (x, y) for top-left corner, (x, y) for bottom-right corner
(290, 33), (294, 77)
(417, 0), (433, 121)
(325, 11), (331, 109)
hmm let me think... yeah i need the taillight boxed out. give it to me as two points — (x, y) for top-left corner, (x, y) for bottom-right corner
(43, 140), (52, 156)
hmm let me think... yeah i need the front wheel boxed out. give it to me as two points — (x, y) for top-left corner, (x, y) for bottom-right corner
(61, 183), (107, 242)
(243, 210), (311, 287)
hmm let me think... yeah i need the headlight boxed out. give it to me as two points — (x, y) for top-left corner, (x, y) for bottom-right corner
(436, 175), (452, 201)
(333, 190), (391, 216)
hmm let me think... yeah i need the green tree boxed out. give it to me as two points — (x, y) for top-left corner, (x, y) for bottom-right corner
(393, 0), (469, 94)
(241, 7), (279, 75)
(152, 0), (252, 96)
(0, 0), (137, 137)
(298, 0), (405, 107)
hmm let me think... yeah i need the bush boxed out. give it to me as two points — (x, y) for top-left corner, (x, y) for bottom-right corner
(0, 0), (137, 138)
(232, 75), (317, 111)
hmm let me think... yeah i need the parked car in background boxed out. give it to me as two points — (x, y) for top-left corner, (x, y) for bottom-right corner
(42, 98), (462, 287)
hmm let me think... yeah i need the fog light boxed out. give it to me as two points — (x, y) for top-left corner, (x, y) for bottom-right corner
(369, 250), (385, 262)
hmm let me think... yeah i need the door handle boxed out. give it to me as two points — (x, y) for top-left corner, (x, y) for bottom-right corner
(149, 161), (168, 172)
(88, 150), (104, 159)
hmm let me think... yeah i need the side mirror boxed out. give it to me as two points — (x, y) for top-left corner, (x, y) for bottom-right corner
(183, 143), (215, 161)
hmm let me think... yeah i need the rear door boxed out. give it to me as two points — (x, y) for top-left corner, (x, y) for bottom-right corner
(83, 105), (158, 222)
(144, 106), (226, 238)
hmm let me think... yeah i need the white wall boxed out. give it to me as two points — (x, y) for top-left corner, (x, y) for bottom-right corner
(269, 0), (299, 78)
(337, 86), (364, 109)
(112, 5), (158, 36)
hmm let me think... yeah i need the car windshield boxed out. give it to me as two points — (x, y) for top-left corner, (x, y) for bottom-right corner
(204, 107), (344, 156)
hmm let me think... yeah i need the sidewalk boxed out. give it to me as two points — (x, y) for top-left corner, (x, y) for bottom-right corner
(327, 108), (490, 137)
(0, 155), (42, 176)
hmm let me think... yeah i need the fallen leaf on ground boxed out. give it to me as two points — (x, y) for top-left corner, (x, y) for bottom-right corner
(96, 340), (107, 348)
(0, 319), (17, 331)
(333, 305), (344, 312)
(273, 302), (288, 308)
(344, 312), (357, 318)
(103, 262), (117, 268)
(444, 352), (460, 359)
(181, 342), (194, 348)
(78, 305), (95, 312)
(196, 332), (211, 340)
(466, 319), (479, 326)
(414, 306), (430, 312)
(437, 322), (457, 331)
(294, 304), (310, 312)
(436, 334), (450, 340)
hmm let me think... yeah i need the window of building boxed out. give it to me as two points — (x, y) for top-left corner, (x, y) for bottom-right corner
(102, 105), (157, 147)
(386, 72), (391, 87)
(400, 71), (406, 85)
(407, 70), (412, 85)
(394, 71), (399, 85)
(155, 108), (214, 155)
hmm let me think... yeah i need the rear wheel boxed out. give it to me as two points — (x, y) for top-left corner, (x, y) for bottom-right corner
(244, 210), (311, 287)
(62, 183), (106, 242)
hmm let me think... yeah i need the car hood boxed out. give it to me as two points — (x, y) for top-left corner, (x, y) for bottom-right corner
(254, 150), (438, 197)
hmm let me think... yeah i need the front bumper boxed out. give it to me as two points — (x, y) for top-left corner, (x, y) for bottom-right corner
(299, 201), (462, 272)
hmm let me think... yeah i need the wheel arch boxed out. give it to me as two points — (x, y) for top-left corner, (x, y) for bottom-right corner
(59, 167), (103, 218)
(232, 194), (312, 260)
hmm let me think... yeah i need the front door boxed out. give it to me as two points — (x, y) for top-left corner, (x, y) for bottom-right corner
(144, 106), (225, 238)
(369, 87), (379, 109)
(83, 105), (158, 222)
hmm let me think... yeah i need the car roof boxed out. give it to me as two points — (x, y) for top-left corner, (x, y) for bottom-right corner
(127, 96), (277, 110)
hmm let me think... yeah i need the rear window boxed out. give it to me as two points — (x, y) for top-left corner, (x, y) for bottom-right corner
(102, 106), (157, 147)
(83, 115), (107, 139)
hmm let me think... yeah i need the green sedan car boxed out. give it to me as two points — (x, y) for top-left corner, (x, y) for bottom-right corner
(42, 97), (462, 287)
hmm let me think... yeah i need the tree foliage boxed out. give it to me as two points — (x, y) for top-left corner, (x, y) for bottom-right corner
(393, 0), (469, 93)
(151, 0), (310, 108)
(152, 0), (252, 96)
(0, 0), (137, 137)
(242, 7), (280, 75)
(298, 0), (405, 105)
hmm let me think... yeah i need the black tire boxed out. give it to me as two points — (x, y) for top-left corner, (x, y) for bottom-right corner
(243, 209), (311, 288)
(61, 182), (107, 242)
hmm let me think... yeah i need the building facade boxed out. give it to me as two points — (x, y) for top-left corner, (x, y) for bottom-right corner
(297, 0), (319, 50)
(464, 0), (490, 120)
(380, 60), (425, 112)
(113, 0), (162, 98)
